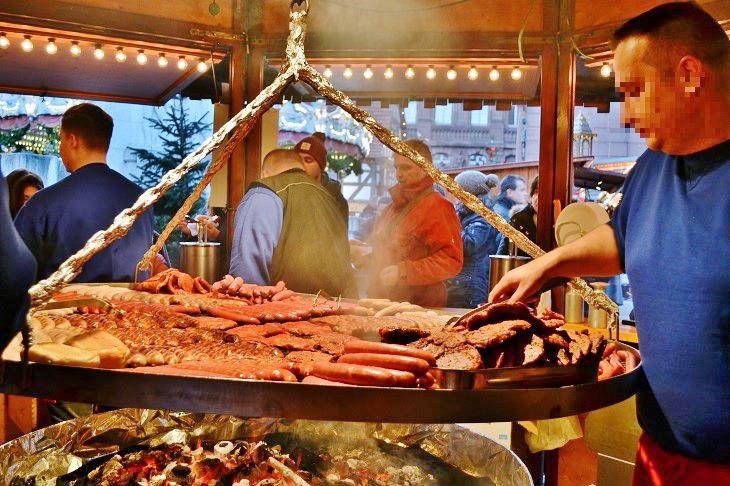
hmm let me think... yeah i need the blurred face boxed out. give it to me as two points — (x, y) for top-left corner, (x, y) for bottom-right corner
(299, 153), (322, 180)
(614, 36), (704, 154)
(394, 154), (427, 188)
(22, 185), (39, 205)
(531, 191), (539, 212)
(506, 180), (527, 204)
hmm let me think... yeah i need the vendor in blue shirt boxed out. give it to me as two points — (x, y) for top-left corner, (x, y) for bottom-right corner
(14, 103), (153, 283)
(490, 3), (729, 484)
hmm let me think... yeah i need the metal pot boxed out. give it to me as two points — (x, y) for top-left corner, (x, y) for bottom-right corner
(489, 255), (532, 293)
(179, 242), (222, 283)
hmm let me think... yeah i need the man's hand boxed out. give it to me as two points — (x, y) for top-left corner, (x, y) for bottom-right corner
(488, 254), (558, 303)
(379, 265), (400, 287)
(178, 220), (192, 236)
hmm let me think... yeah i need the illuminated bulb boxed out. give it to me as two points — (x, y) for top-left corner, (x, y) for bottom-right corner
(446, 66), (457, 80)
(0, 33), (9, 50)
(323, 65), (333, 78)
(426, 66), (436, 80)
(115, 47), (126, 62)
(196, 59), (208, 73)
(45, 38), (58, 55)
(363, 65), (374, 79)
(136, 50), (148, 65)
(511, 66), (523, 80)
(157, 53), (168, 67)
(405, 66), (415, 79)
(384, 65), (394, 79)
(177, 56), (188, 70)
(70, 41), (81, 57)
(343, 65), (353, 79)
(600, 63), (612, 78)
(489, 67), (500, 81)
(21, 36), (34, 52)
(93, 44), (104, 60)
(467, 66), (479, 81)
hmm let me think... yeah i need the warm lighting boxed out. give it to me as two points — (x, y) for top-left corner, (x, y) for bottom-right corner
(363, 65), (374, 79)
(69, 41), (81, 57)
(21, 36), (34, 52)
(45, 38), (58, 55)
(467, 66), (479, 81)
(177, 56), (188, 70)
(196, 59), (208, 73)
(93, 44), (105, 60)
(323, 65), (333, 78)
(136, 50), (148, 65)
(426, 66), (436, 80)
(0, 33), (9, 50)
(511, 66), (523, 80)
(384, 65), (394, 79)
(405, 66), (415, 79)
(446, 66), (457, 80)
(115, 47), (126, 62)
(157, 53), (168, 68)
(489, 67), (500, 81)
(600, 63), (612, 78)
(343, 65), (353, 79)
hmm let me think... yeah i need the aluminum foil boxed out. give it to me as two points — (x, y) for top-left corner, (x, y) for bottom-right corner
(0, 409), (532, 485)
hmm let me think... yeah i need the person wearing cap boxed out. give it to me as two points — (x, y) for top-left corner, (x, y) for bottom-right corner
(446, 170), (502, 308)
(294, 132), (349, 223)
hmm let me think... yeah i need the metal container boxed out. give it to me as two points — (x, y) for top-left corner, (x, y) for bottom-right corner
(489, 255), (532, 292)
(587, 282), (610, 329)
(179, 241), (222, 283)
(565, 287), (585, 324)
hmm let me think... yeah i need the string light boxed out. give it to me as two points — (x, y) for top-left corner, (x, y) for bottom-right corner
(489, 67), (500, 81)
(600, 63), (612, 78)
(157, 53), (168, 67)
(384, 65), (394, 79)
(343, 65), (353, 79)
(136, 50), (148, 65)
(511, 66), (523, 80)
(363, 65), (374, 79)
(69, 41), (81, 57)
(467, 66), (479, 81)
(446, 66), (457, 80)
(323, 65), (333, 78)
(405, 66), (416, 79)
(93, 44), (105, 60)
(426, 66), (436, 80)
(115, 47), (126, 62)
(177, 56), (188, 70)
(21, 36), (34, 52)
(0, 33), (9, 49)
(45, 38), (58, 55)
(196, 59), (208, 73)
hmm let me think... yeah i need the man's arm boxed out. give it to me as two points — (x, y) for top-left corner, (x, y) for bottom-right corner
(489, 224), (623, 303)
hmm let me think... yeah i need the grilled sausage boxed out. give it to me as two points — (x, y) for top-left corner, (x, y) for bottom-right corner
(301, 375), (355, 386)
(202, 306), (261, 325)
(344, 341), (436, 366)
(337, 353), (430, 376)
(310, 362), (416, 387)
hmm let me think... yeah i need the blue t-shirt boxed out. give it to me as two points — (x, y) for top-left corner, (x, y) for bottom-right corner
(610, 140), (730, 464)
(14, 163), (154, 283)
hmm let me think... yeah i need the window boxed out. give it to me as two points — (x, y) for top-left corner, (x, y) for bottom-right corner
(433, 152), (450, 168)
(470, 106), (489, 126)
(403, 101), (418, 125)
(508, 106), (518, 127)
(434, 104), (452, 125)
(468, 153), (487, 166)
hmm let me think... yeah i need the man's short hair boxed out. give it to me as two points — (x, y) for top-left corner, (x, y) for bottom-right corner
(500, 174), (525, 194)
(530, 176), (539, 196)
(404, 139), (433, 164)
(612, 2), (729, 70)
(61, 103), (114, 152)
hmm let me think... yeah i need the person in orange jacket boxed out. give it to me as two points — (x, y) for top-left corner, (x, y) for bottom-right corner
(362, 139), (463, 307)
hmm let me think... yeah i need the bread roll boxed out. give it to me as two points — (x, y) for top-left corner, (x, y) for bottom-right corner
(65, 330), (130, 368)
(28, 343), (101, 368)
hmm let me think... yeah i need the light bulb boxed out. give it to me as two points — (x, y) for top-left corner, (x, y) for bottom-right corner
(196, 59), (208, 73)
(115, 47), (126, 62)
(468, 66), (479, 81)
(93, 44), (104, 60)
(600, 63), (612, 78)
(0, 33), (9, 50)
(511, 66), (523, 80)
(177, 56), (188, 70)
(157, 53), (168, 67)
(446, 66), (457, 80)
(136, 50), (148, 65)
(45, 38), (58, 55)
(343, 65), (353, 79)
(70, 41), (81, 57)
(363, 65), (374, 79)
(426, 66), (436, 80)
(405, 66), (415, 79)
(489, 67), (500, 81)
(21, 36), (34, 52)
(323, 65), (333, 78)
(384, 66), (394, 79)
